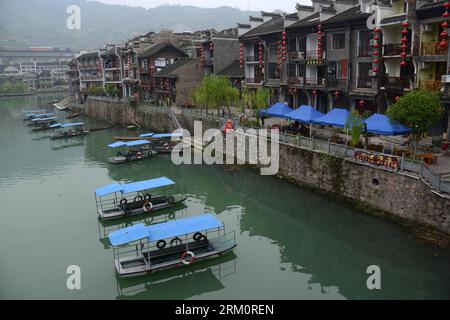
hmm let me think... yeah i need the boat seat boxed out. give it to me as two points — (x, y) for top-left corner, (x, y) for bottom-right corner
(142, 239), (210, 261)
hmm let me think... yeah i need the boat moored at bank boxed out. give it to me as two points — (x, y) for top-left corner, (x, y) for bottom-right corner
(94, 177), (187, 220)
(139, 132), (183, 153)
(50, 122), (88, 140)
(108, 214), (237, 277)
(107, 140), (157, 164)
(27, 116), (59, 126)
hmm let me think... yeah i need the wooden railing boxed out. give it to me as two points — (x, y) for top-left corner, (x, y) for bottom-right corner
(421, 42), (448, 56)
(305, 78), (325, 85)
(385, 76), (411, 90)
(419, 80), (442, 91)
(357, 77), (372, 89)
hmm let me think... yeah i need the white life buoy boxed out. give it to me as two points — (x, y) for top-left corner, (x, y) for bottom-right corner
(181, 251), (195, 265)
(143, 201), (153, 212)
(164, 143), (170, 150)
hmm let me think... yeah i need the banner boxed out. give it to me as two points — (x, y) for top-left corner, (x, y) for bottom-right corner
(354, 150), (400, 171)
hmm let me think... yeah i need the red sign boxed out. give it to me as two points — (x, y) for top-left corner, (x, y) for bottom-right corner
(354, 150), (400, 171)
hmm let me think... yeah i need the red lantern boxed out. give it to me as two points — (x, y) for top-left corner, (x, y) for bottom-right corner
(444, 1), (450, 8)
(400, 52), (407, 58)
(373, 51), (379, 56)
(401, 44), (408, 50)
(400, 60), (407, 67)
(372, 43), (380, 48)
(359, 100), (365, 107)
(402, 29), (409, 35)
(372, 67), (379, 73)
(334, 91), (340, 98)
(395, 96), (401, 102)
(402, 22), (409, 27)
(444, 12), (450, 18)
(442, 21), (450, 28)
(373, 28), (380, 33)
(373, 58), (380, 63)
(373, 35), (380, 41)
(441, 31), (449, 38)
(312, 90), (318, 96)
(401, 37), (408, 43)
(440, 40), (448, 47)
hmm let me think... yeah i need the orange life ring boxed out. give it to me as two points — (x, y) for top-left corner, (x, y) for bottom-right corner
(225, 120), (234, 130)
(180, 251), (195, 265)
(143, 201), (153, 212)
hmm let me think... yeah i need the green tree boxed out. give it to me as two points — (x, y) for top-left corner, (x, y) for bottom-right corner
(105, 84), (119, 97)
(193, 75), (239, 115)
(345, 111), (363, 147)
(386, 89), (443, 159)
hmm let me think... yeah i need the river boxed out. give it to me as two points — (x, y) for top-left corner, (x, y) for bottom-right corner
(1, 94), (449, 299)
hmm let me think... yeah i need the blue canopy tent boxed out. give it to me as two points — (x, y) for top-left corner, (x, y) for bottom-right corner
(259, 102), (293, 119)
(311, 108), (350, 128)
(107, 140), (151, 148)
(364, 114), (410, 136)
(364, 113), (411, 154)
(285, 105), (324, 137)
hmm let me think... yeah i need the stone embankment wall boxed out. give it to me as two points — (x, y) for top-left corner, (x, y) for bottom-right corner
(74, 98), (177, 132)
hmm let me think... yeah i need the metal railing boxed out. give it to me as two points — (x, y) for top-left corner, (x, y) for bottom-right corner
(357, 77), (372, 89)
(421, 42), (448, 56)
(305, 78), (326, 85)
(385, 77), (412, 90)
(419, 80), (442, 91)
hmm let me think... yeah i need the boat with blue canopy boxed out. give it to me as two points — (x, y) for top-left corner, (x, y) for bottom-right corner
(22, 110), (52, 121)
(27, 116), (59, 126)
(107, 140), (157, 164)
(139, 132), (183, 153)
(108, 214), (237, 277)
(50, 122), (89, 140)
(94, 177), (186, 220)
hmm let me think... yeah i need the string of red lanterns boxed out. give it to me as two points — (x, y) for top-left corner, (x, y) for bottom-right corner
(334, 90), (340, 100)
(239, 43), (244, 69)
(277, 39), (282, 71)
(372, 28), (381, 74)
(282, 31), (287, 63)
(259, 41), (264, 69)
(317, 24), (324, 59)
(200, 45), (205, 65)
(440, 2), (450, 47)
(400, 21), (409, 67)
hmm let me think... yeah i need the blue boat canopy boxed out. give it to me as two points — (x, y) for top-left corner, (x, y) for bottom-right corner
(152, 133), (183, 139)
(107, 141), (127, 148)
(60, 122), (84, 128)
(31, 116), (58, 121)
(364, 113), (411, 136)
(49, 123), (62, 128)
(109, 214), (224, 246)
(312, 108), (350, 128)
(259, 102), (293, 119)
(285, 105), (324, 123)
(23, 109), (46, 113)
(95, 177), (176, 197)
(139, 132), (154, 137)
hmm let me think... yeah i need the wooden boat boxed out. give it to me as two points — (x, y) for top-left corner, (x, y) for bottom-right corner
(107, 140), (157, 164)
(66, 113), (79, 119)
(108, 214), (237, 277)
(139, 133), (183, 153)
(94, 177), (187, 221)
(50, 122), (89, 140)
(53, 98), (69, 111)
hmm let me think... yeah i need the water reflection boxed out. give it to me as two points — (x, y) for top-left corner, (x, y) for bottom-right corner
(115, 253), (237, 300)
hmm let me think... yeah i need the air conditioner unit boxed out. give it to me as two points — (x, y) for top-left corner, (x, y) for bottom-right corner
(442, 75), (450, 83)
(423, 24), (433, 32)
(369, 70), (376, 77)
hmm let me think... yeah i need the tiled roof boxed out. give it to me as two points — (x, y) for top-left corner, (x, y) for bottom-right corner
(418, 0), (446, 10)
(321, 6), (371, 25)
(286, 12), (320, 29)
(152, 58), (192, 78)
(139, 42), (188, 58)
(380, 14), (407, 25)
(216, 60), (243, 77)
(214, 28), (239, 39)
(240, 16), (284, 39)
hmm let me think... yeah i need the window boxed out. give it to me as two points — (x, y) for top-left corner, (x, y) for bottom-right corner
(339, 60), (348, 79)
(288, 64), (297, 77)
(289, 38), (297, 52)
(332, 33), (345, 50)
(357, 62), (372, 88)
(358, 30), (371, 57)
(298, 37), (306, 52)
(328, 61), (337, 79)
(269, 43), (278, 56)
(268, 63), (280, 79)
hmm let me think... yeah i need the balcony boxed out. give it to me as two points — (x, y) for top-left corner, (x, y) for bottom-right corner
(290, 51), (306, 61)
(105, 77), (121, 82)
(305, 78), (325, 85)
(385, 76), (411, 90)
(384, 43), (410, 56)
(306, 50), (325, 60)
(326, 78), (346, 88)
(421, 43), (448, 56)
(289, 77), (304, 85)
(245, 76), (264, 84)
(357, 77), (372, 89)
(245, 56), (258, 63)
(419, 80), (442, 91)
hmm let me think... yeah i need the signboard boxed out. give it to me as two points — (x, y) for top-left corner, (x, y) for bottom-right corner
(306, 59), (325, 65)
(354, 150), (400, 171)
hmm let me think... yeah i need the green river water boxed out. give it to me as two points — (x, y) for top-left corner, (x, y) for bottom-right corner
(1, 94), (450, 300)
